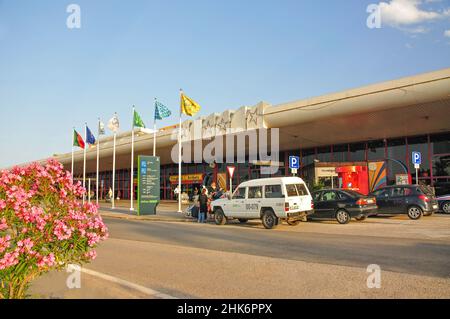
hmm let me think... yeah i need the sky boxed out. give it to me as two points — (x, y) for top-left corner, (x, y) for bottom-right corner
(0, 0), (449, 168)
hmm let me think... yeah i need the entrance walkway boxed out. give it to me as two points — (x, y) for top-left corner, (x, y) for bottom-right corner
(97, 200), (193, 222)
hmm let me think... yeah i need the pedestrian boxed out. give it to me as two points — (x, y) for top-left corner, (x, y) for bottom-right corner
(106, 187), (113, 203)
(174, 185), (180, 201)
(208, 182), (218, 199)
(198, 188), (209, 223)
(191, 188), (200, 219)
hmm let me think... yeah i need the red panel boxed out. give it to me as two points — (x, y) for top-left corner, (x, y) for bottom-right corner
(337, 166), (369, 195)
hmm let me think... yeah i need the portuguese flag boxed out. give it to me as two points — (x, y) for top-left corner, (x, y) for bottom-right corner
(73, 130), (85, 149)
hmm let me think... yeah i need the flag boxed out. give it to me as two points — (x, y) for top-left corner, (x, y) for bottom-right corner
(181, 93), (201, 117)
(98, 121), (105, 135)
(86, 126), (96, 145)
(155, 100), (172, 120)
(108, 114), (120, 133)
(73, 130), (85, 149)
(133, 109), (146, 128)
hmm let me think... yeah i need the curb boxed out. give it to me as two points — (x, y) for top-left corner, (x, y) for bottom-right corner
(99, 212), (195, 223)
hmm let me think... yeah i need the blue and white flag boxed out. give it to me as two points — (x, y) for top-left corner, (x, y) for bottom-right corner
(154, 100), (172, 120)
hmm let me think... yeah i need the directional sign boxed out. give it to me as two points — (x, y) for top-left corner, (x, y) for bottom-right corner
(227, 166), (236, 179)
(138, 156), (160, 216)
(412, 152), (422, 165)
(289, 156), (300, 169)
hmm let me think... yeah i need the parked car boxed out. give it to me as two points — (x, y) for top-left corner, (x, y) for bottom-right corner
(433, 181), (450, 197)
(310, 189), (377, 224)
(437, 195), (450, 214)
(212, 177), (314, 229)
(370, 185), (439, 220)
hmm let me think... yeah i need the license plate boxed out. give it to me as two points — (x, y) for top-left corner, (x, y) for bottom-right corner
(433, 205), (438, 209)
(367, 200), (373, 204)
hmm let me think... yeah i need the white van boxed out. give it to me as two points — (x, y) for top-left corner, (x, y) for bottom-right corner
(212, 177), (314, 229)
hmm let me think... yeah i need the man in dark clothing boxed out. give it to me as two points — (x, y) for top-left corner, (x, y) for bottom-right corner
(198, 188), (209, 223)
(209, 182), (224, 200)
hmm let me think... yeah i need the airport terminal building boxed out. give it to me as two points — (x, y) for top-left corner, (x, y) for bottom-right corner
(44, 68), (450, 199)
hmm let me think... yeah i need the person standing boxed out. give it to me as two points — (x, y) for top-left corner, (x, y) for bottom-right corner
(208, 182), (218, 199)
(174, 185), (180, 201)
(198, 188), (209, 223)
(191, 188), (200, 219)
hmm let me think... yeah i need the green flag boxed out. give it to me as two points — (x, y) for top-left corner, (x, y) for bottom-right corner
(133, 109), (146, 128)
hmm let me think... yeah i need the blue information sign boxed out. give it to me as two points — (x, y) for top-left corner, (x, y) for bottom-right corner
(289, 156), (300, 169)
(412, 152), (422, 165)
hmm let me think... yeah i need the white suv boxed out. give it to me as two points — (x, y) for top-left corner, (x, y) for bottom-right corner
(212, 177), (314, 229)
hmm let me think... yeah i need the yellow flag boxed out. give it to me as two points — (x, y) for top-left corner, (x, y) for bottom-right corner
(181, 93), (201, 116)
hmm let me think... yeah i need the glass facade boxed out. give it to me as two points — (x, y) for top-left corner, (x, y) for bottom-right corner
(82, 132), (450, 200)
(386, 138), (407, 184)
(367, 140), (385, 161)
(349, 142), (366, 161)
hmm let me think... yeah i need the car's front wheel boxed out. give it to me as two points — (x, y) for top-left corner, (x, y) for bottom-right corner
(261, 210), (278, 229)
(407, 206), (422, 220)
(336, 209), (351, 224)
(214, 208), (227, 225)
(442, 201), (450, 214)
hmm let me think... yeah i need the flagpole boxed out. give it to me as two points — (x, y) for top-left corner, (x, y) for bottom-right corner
(88, 178), (91, 204)
(112, 113), (117, 210)
(96, 118), (100, 205)
(130, 106), (135, 211)
(178, 89), (183, 213)
(153, 98), (157, 157)
(71, 127), (75, 182)
(83, 123), (87, 205)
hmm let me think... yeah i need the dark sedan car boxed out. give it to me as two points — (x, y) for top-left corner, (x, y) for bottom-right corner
(370, 185), (439, 220)
(311, 189), (378, 224)
(437, 195), (450, 214)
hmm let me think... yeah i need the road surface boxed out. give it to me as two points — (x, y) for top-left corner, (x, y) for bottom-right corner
(32, 214), (450, 298)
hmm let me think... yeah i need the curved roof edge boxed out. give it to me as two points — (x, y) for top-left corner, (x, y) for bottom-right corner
(264, 67), (450, 128)
(267, 67), (450, 115)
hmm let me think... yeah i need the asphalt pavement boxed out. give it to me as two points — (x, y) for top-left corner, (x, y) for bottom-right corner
(30, 214), (450, 299)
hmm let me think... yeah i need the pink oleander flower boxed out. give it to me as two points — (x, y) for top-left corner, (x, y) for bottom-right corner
(37, 253), (56, 268)
(86, 232), (101, 247)
(0, 159), (108, 299)
(53, 220), (73, 241)
(85, 250), (97, 260)
(0, 248), (20, 270)
(0, 199), (6, 210)
(0, 235), (11, 253)
(17, 238), (34, 253)
(0, 218), (8, 231)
